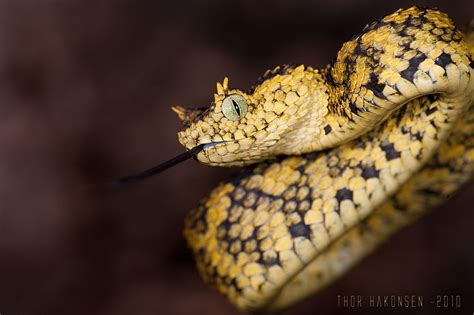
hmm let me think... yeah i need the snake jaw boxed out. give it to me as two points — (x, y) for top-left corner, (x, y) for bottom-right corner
(193, 140), (255, 166)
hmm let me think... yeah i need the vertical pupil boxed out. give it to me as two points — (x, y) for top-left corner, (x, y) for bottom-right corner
(231, 99), (241, 116)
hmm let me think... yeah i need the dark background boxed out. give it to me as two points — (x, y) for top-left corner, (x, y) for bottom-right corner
(0, 1), (472, 314)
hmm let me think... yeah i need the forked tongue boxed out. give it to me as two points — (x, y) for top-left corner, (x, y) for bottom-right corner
(108, 144), (205, 186)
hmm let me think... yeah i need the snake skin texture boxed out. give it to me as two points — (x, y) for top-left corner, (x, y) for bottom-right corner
(175, 7), (474, 311)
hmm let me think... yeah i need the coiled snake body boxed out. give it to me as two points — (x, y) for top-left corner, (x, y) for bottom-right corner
(171, 7), (474, 311)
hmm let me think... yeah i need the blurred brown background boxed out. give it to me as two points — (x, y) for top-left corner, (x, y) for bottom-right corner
(0, 1), (472, 314)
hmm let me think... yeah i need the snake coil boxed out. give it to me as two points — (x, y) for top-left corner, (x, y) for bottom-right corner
(168, 7), (474, 312)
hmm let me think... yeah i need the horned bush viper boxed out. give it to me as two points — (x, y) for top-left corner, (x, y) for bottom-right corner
(166, 6), (473, 312)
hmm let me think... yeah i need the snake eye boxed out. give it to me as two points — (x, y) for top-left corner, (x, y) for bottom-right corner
(222, 94), (248, 121)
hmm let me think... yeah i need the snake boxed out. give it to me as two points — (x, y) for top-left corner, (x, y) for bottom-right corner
(118, 6), (474, 312)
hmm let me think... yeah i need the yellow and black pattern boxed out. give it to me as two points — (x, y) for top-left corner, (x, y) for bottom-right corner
(175, 7), (474, 311)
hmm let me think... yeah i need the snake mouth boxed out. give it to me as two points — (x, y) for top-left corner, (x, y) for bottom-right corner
(201, 141), (227, 150)
(109, 141), (229, 186)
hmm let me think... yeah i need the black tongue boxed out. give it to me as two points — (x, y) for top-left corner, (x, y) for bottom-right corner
(108, 143), (205, 186)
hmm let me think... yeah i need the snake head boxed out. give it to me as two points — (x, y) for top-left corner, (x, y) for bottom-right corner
(174, 77), (259, 166)
(174, 65), (320, 167)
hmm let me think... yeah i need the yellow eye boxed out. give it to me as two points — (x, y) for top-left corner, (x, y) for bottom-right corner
(222, 94), (248, 121)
